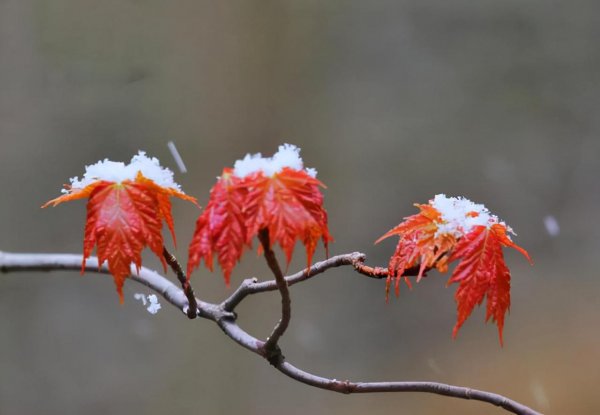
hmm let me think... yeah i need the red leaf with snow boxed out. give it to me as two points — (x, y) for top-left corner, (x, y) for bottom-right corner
(187, 169), (247, 285)
(448, 223), (531, 345)
(43, 173), (196, 301)
(378, 195), (532, 344)
(187, 145), (332, 285)
(243, 168), (332, 267)
(376, 204), (456, 297)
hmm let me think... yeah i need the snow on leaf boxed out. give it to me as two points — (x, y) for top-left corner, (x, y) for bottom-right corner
(187, 169), (247, 286)
(67, 151), (185, 192)
(448, 224), (530, 345)
(430, 194), (512, 237)
(233, 143), (317, 178)
(43, 154), (197, 302)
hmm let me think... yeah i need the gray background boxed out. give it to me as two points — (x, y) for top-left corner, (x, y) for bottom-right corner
(1, 1), (599, 414)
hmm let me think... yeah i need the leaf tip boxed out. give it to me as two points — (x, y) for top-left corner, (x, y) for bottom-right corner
(497, 328), (505, 347)
(452, 323), (462, 340)
(117, 286), (125, 304)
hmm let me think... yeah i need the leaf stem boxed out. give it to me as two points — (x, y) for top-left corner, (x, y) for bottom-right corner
(258, 228), (290, 364)
(162, 247), (198, 319)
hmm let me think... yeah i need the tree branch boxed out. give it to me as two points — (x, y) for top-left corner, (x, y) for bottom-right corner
(216, 318), (540, 415)
(0, 250), (542, 415)
(0, 251), (231, 322)
(275, 360), (539, 414)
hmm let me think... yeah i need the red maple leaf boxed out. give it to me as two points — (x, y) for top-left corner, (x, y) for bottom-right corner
(376, 204), (456, 297)
(187, 169), (247, 286)
(448, 223), (531, 345)
(43, 172), (196, 301)
(188, 167), (332, 284)
(378, 195), (532, 344)
(243, 168), (332, 267)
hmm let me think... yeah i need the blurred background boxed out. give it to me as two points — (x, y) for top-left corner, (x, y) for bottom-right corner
(1, 1), (599, 414)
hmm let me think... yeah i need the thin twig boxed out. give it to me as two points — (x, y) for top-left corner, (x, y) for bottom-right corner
(221, 252), (365, 312)
(257, 228), (290, 363)
(0, 250), (542, 415)
(162, 246), (198, 319)
(221, 252), (423, 312)
(351, 259), (424, 280)
(352, 262), (389, 278)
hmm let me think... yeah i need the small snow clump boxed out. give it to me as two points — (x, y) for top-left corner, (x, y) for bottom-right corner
(233, 143), (317, 178)
(64, 151), (182, 193)
(431, 194), (507, 237)
(543, 215), (560, 237)
(146, 294), (162, 314)
(134, 293), (162, 314)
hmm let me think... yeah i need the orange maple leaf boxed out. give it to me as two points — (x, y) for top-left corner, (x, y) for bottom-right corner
(44, 171), (196, 301)
(448, 223), (531, 345)
(378, 195), (532, 344)
(376, 204), (456, 297)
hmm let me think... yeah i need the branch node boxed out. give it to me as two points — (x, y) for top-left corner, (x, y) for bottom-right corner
(262, 343), (284, 366)
(465, 387), (473, 400)
(329, 379), (353, 394)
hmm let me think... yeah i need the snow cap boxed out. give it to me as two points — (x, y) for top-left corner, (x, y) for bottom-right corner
(233, 143), (317, 178)
(65, 151), (182, 193)
(431, 194), (506, 237)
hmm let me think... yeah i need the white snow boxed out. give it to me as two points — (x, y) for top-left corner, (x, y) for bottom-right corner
(64, 151), (183, 193)
(232, 143), (317, 178)
(146, 294), (162, 314)
(134, 293), (162, 314)
(543, 215), (560, 237)
(431, 194), (503, 237)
